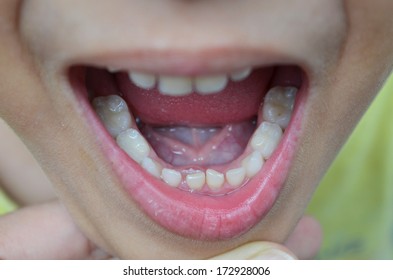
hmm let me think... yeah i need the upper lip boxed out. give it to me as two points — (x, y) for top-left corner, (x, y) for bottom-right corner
(67, 48), (310, 76)
(24, 0), (346, 80)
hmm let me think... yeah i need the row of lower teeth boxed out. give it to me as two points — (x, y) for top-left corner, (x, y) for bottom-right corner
(127, 68), (252, 96)
(92, 86), (297, 193)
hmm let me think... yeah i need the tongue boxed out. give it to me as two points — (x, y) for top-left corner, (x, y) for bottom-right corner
(116, 68), (273, 126)
(140, 121), (255, 166)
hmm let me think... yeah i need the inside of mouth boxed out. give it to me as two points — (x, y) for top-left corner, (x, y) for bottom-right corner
(74, 64), (303, 196)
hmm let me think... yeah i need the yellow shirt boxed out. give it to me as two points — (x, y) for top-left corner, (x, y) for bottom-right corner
(1, 75), (392, 259)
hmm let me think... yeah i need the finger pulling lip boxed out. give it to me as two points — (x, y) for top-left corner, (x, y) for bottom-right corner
(68, 55), (308, 241)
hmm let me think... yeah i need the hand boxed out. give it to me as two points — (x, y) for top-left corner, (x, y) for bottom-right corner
(0, 200), (111, 259)
(212, 216), (322, 260)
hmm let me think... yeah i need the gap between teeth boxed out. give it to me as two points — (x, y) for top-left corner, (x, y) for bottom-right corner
(126, 68), (252, 96)
(92, 86), (297, 194)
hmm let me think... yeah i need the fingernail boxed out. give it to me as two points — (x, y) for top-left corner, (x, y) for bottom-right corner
(211, 242), (296, 260)
(250, 248), (295, 260)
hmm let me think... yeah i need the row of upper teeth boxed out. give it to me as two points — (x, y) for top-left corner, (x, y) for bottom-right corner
(125, 68), (252, 96)
(92, 86), (297, 193)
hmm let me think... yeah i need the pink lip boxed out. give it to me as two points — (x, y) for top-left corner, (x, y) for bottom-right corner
(73, 67), (307, 241)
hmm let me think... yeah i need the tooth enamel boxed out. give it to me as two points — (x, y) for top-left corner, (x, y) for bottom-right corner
(141, 157), (162, 178)
(116, 128), (150, 163)
(129, 71), (156, 90)
(242, 151), (264, 178)
(186, 172), (205, 190)
(225, 167), (246, 187)
(158, 75), (193, 96)
(195, 74), (228, 95)
(92, 95), (132, 138)
(263, 86), (297, 129)
(251, 122), (283, 159)
(230, 68), (252, 82)
(108, 66), (120, 73)
(161, 168), (182, 187)
(206, 169), (225, 190)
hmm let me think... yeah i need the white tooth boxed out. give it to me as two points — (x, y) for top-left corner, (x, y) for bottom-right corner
(242, 151), (264, 178)
(206, 169), (225, 190)
(250, 122), (283, 159)
(263, 86), (297, 129)
(116, 128), (150, 163)
(195, 74), (228, 95)
(92, 95), (132, 138)
(129, 71), (156, 90)
(161, 168), (182, 187)
(230, 68), (252, 82)
(186, 172), (205, 190)
(108, 66), (120, 73)
(158, 75), (193, 96)
(141, 157), (162, 178)
(225, 167), (246, 187)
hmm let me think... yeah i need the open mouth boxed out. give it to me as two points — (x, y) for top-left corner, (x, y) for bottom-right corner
(69, 62), (308, 241)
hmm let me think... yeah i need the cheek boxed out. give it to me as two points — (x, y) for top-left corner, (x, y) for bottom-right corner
(259, 52), (393, 244)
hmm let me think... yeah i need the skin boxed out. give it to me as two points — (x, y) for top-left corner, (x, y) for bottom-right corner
(0, 0), (392, 259)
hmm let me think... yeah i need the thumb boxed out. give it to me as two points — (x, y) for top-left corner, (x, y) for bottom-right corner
(210, 242), (296, 260)
(0, 200), (109, 259)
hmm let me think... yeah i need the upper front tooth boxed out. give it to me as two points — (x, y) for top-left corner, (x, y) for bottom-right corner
(263, 86), (297, 129)
(108, 66), (120, 73)
(230, 68), (252, 82)
(116, 128), (150, 163)
(251, 122), (283, 159)
(195, 74), (228, 95)
(158, 75), (193, 96)
(92, 95), (132, 138)
(129, 71), (156, 90)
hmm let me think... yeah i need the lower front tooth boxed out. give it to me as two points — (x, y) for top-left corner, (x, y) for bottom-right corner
(242, 151), (264, 178)
(225, 167), (246, 187)
(195, 75), (228, 95)
(92, 95), (132, 138)
(141, 157), (162, 178)
(116, 128), (150, 164)
(161, 168), (182, 187)
(158, 75), (193, 96)
(186, 172), (205, 190)
(251, 122), (283, 159)
(206, 169), (225, 190)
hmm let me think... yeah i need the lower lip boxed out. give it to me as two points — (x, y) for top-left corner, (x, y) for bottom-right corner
(74, 71), (307, 241)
